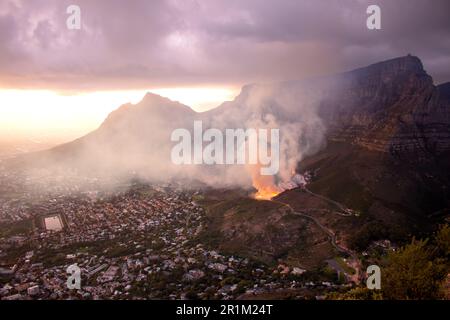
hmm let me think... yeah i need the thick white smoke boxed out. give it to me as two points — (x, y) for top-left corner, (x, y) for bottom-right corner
(17, 82), (328, 195)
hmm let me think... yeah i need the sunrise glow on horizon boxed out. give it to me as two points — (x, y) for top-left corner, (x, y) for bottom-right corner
(0, 87), (239, 140)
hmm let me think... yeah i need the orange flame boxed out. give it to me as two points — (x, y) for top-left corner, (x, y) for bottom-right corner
(250, 165), (281, 200)
(253, 188), (280, 200)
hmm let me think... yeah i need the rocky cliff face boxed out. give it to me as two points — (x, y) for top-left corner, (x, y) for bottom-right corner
(211, 55), (450, 161)
(289, 57), (450, 225)
(316, 55), (450, 158)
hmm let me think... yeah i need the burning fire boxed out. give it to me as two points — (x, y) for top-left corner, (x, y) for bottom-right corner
(250, 165), (281, 200)
(253, 188), (280, 200)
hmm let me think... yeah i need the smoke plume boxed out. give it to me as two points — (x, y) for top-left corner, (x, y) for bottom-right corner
(15, 81), (328, 197)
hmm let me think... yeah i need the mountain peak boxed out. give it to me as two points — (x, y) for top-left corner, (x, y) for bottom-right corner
(438, 82), (450, 100)
(374, 54), (423, 70)
(352, 54), (426, 77)
(141, 92), (172, 104)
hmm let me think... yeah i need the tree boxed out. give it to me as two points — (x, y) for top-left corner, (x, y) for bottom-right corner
(434, 224), (450, 259)
(328, 287), (383, 300)
(382, 238), (448, 300)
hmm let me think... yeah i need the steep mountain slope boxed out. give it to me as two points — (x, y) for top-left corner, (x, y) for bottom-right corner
(20, 93), (199, 180)
(281, 56), (450, 243)
(200, 56), (450, 251)
(320, 56), (450, 157)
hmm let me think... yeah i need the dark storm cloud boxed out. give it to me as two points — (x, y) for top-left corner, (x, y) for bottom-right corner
(0, 0), (449, 91)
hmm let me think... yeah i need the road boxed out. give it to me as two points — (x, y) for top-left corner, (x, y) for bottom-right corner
(302, 187), (355, 216)
(271, 198), (362, 283)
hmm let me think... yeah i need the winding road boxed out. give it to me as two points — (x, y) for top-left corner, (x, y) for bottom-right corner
(271, 197), (362, 283)
(302, 187), (355, 216)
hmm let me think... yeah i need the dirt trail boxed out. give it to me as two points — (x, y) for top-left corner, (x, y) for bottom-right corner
(303, 187), (354, 216)
(271, 198), (362, 283)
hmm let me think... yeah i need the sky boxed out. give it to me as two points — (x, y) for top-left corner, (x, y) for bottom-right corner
(1, 0), (450, 140)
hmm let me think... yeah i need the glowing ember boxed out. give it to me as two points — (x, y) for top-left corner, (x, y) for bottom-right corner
(253, 189), (280, 200)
